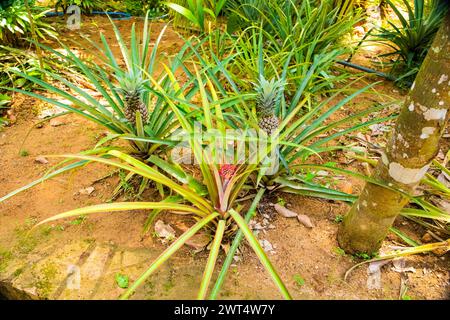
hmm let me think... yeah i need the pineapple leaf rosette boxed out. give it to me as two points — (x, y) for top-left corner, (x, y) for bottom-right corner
(18, 65), (293, 300)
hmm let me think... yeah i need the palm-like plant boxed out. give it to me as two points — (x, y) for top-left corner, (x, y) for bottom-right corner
(0, 93), (10, 127)
(165, 0), (228, 32)
(373, 0), (446, 84)
(225, 0), (362, 103)
(54, 0), (103, 14)
(5, 14), (206, 156)
(0, 0), (56, 46)
(183, 29), (395, 202)
(30, 69), (292, 300)
(210, 40), (396, 200)
(0, 14), (213, 201)
(0, 46), (47, 89)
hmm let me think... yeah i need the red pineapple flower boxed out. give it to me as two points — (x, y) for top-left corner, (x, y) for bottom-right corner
(218, 164), (238, 181)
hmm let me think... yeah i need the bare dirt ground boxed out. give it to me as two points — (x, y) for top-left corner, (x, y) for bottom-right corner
(0, 16), (448, 300)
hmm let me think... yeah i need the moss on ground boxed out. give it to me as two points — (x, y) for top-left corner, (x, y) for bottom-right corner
(0, 248), (13, 273)
(32, 262), (59, 299)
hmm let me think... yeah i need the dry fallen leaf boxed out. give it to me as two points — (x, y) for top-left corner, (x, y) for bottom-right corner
(221, 242), (230, 255)
(273, 203), (297, 218)
(297, 214), (314, 228)
(421, 232), (433, 243)
(7, 114), (16, 124)
(392, 258), (416, 273)
(273, 204), (314, 228)
(339, 181), (353, 194)
(437, 172), (450, 188)
(430, 196), (450, 214)
(367, 259), (391, 290)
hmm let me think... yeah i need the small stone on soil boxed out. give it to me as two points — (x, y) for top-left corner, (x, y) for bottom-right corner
(185, 233), (210, 250)
(35, 156), (49, 164)
(259, 239), (275, 253)
(50, 119), (66, 127)
(154, 220), (176, 241)
(79, 186), (95, 195)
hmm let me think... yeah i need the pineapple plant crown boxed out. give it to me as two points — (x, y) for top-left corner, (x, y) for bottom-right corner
(255, 75), (285, 117)
(114, 71), (148, 97)
(114, 71), (150, 125)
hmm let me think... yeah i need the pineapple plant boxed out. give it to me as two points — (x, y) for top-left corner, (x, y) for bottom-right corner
(116, 72), (149, 126)
(255, 76), (284, 135)
(254, 76), (285, 175)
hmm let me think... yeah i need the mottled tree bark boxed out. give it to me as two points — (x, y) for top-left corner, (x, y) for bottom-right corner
(338, 10), (450, 254)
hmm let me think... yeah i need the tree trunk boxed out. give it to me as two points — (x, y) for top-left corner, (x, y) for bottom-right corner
(337, 9), (450, 254)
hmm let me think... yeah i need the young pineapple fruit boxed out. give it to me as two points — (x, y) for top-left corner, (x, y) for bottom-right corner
(255, 76), (284, 135)
(117, 73), (149, 126)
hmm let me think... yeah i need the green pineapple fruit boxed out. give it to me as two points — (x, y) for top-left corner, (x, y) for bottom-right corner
(116, 73), (149, 126)
(255, 76), (284, 135)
